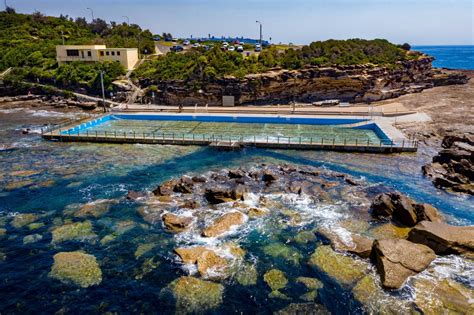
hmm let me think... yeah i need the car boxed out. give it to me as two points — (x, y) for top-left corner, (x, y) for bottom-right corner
(236, 45), (244, 52)
(183, 40), (190, 46)
(192, 43), (201, 48)
(170, 45), (184, 52)
(255, 44), (262, 52)
(228, 46), (235, 52)
(221, 45), (227, 51)
(222, 41), (229, 47)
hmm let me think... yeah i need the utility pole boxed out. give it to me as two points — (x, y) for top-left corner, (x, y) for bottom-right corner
(256, 21), (262, 46)
(123, 15), (129, 25)
(4, 0), (7, 11)
(87, 7), (94, 21)
(61, 29), (65, 45)
(100, 71), (107, 113)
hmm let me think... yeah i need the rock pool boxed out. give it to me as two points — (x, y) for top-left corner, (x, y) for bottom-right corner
(0, 108), (473, 314)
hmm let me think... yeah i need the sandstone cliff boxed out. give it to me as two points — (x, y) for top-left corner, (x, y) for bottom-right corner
(138, 56), (468, 106)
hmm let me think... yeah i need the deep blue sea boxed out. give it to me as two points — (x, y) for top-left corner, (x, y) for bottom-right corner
(413, 45), (474, 70)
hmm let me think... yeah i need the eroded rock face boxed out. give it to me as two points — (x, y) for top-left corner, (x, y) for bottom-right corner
(49, 251), (102, 288)
(371, 239), (436, 289)
(408, 221), (474, 257)
(370, 192), (444, 226)
(160, 276), (224, 314)
(423, 134), (474, 195)
(202, 212), (245, 237)
(162, 213), (193, 232)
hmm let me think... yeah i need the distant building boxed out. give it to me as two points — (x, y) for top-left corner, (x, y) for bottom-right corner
(56, 45), (139, 70)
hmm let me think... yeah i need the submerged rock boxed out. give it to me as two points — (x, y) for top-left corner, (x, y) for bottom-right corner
(162, 213), (193, 233)
(11, 213), (39, 229)
(294, 230), (316, 244)
(51, 221), (97, 244)
(309, 246), (368, 287)
(74, 199), (114, 218)
(235, 263), (258, 286)
(263, 242), (303, 265)
(296, 277), (324, 290)
(371, 239), (436, 289)
(135, 243), (157, 259)
(202, 212), (245, 237)
(368, 223), (411, 240)
(413, 278), (474, 314)
(408, 221), (474, 257)
(160, 276), (224, 314)
(23, 234), (43, 244)
(263, 269), (288, 291)
(49, 251), (102, 288)
(268, 290), (290, 300)
(134, 257), (160, 280)
(274, 303), (330, 315)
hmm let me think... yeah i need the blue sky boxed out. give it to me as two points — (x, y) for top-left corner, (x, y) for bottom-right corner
(7, 0), (474, 45)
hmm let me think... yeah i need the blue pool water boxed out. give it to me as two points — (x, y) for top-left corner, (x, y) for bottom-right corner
(413, 45), (474, 70)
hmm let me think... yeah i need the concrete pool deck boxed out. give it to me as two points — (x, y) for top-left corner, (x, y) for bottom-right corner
(41, 112), (421, 153)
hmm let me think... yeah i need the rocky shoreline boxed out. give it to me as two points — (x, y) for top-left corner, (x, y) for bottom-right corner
(0, 94), (99, 111)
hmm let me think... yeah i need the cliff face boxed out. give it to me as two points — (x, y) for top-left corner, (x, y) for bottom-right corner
(140, 56), (466, 106)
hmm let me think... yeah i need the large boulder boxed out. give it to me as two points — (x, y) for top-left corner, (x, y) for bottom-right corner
(408, 221), (474, 257)
(152, 179), (178, 196)
(371, 239), (436, 289)
(202, 212), (245, 237)
(317, 228), (373, 258)
(160, 276), (224, 314)
(370, 193), (443, 226)
(162, 213), (193, 233)
(49, 251), (102, 288)
(204, 185), (246, 204)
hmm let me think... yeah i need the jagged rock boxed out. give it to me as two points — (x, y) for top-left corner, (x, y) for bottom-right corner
(51, 221), (97, 244)
(228, 169), (246, 179)
(309, 245), (369, 286)
(263, 269), (288, 291)
(202, 212), (245, 237)
(408, 221), (474, 257)
(174, 247), (229, 279)
(274, 303), (330, 315)
(371, 239), (436, 289)
(173, 176), (194, 194)
(262, 170), (278, 183)
(11, 213), (39, 229)
(49, 251), (102, 288)
(370, 192), (443, 226)
(317, 228), (373, 258)
(413, 278), (474, 314)
(152, 179), (178, 196)
(126, 191), (146, 200)
(160, 277), (224, 314)
(162, 213), (193, 232)
(205, 184), (246, 204)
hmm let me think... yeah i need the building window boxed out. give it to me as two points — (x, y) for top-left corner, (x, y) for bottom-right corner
(106, 51), (110, 56)
(100, 51), (104, 56)
(111, 51), (115, 56)
(87, 51), (92, 57)
(117, 51), (121, 56)
(66, 49), (79, 57)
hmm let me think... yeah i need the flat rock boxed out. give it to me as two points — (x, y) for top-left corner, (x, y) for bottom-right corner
(162, 213), (193, 232)
(408, 221), (474, 257)
(49, 251), (102, 288)
(371, 239), (436, 289)
(202, 212), (245, 237)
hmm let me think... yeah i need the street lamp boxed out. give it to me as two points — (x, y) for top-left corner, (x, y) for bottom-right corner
(87, 7), (94, 21)
(256, 21), (262, 46)
(123, 15), (129, 25)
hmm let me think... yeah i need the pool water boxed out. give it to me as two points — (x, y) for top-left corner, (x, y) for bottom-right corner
(85, 119), (382, 144)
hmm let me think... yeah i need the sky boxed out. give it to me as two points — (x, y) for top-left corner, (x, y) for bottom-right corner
(6, 0), (474, 45)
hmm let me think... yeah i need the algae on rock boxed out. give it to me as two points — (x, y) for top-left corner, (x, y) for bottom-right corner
(49, 251), (102, 288)
(51, 221), (97, 244)
(263, 269), (288, 291)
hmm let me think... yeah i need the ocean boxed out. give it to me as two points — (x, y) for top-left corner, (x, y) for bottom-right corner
(413, 45), (474, 70)
(1, 107), (473, 313)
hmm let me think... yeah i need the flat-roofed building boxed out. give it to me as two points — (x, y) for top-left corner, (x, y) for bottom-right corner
(56, 45), (139, 70)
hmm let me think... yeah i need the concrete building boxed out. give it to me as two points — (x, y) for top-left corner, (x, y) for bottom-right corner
(56, 45), (139, 70)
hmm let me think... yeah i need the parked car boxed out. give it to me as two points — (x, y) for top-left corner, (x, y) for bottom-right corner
(236, 45), (244, 52)
(222, 41), (229, 47)
(255, 44), (262, 52)
(228, 46), (235, 52)
(170, 45), (184, 52)
(183, 40), (191, 46)
(192, 43), (201, 48)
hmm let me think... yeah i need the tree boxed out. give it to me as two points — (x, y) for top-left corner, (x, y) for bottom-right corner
(400, 43), (411, 51)
(5, 6), (15, 14)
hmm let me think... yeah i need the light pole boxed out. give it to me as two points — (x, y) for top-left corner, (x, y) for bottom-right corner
(100, 71), (107, 113)
(87, 7), (94, 21)
(256, 21), (262, 46)
(123, 15), (129, 25)
(4, 0), (7, 11)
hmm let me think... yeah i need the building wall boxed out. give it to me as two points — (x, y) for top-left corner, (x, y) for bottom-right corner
(56, 46), (138, 70)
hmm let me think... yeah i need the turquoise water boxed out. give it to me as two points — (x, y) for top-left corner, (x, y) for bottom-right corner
(413, 45), (474, 70)
(0, 107), (473, 313)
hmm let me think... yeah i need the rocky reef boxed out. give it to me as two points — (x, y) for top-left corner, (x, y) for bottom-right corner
(423, 134), (474, 195)
(138, 56), (469, 106)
